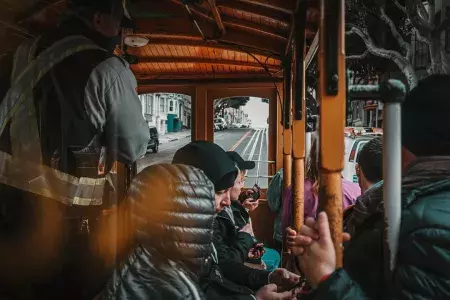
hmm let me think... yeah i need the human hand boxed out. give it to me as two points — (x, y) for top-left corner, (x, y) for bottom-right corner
(255, 284), (297, 300)
(285, 215), (350, 256)
(289, 212), (346, 288)
(243, 198), (259, 211)
(239, 223), (253, 235)
(248, 243), (265, 259)
(268, 268), (300, 291)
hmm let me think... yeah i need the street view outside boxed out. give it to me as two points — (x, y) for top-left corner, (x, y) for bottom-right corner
(137, 94), (270, 188)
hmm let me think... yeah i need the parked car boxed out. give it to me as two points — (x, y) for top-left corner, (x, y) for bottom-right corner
(147, 126), (159, 153)
(214, 118), (227, 130)
(214, 123), (221, 132)
(342, 135), (373, 183)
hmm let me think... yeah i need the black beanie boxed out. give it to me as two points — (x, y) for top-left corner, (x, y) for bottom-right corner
(401, 75), (450, 156)
(172, 141), (238, 191)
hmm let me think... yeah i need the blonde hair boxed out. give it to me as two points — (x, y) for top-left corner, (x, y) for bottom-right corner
(306, 132), (320, 196)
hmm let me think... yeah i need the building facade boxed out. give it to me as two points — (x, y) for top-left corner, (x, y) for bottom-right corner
(139, 93), (192, 135)
(223, 107), (248, 125)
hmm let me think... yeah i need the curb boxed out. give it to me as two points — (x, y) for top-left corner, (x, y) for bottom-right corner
(160, 134), (191, 145)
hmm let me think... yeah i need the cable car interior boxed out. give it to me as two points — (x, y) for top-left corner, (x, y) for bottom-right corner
(0, 0), (418, 298)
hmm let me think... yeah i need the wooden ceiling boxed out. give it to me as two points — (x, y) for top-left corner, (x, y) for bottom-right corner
(0, 0), (320, 84)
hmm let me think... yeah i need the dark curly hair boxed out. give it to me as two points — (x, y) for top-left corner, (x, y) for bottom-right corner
(357, 137), (383, 183)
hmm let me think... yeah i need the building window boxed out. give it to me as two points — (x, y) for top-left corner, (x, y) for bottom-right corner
(160, 97), (165, 112)
(414, 38), (430, 69)
(146, 95), (153, 114)
(169, 101), (174, 112)
(446, 8), (450, 51)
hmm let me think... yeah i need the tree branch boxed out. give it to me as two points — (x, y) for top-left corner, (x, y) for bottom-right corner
(379, 6), (412, 60)
(346, 26), (418, 88)
(441, 49), (450, 74)
(414, 28), (430, 44)
(418, 0), (430, 22)
(346, 27), (405, 62)
(393, 0), (407, 15)
(347, 50), (369, 60)
(406, 0), (433, 36)
(427, 0), (435, 26)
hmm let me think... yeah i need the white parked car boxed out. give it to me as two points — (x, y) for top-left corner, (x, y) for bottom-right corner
(342, 136), (374, 183)
(214, 118), (227, 130)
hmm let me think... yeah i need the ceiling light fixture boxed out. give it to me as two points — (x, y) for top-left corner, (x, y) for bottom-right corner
(124, 36), (149, 47)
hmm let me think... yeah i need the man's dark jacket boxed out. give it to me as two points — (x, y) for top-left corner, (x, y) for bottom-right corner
(214, 200), (271, 290)
(306, 157), (450, 300)
(214, 200), (255, 263)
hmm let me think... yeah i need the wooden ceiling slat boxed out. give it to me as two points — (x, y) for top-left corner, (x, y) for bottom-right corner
(234, 0), (296, 14)
(216, 0), (291, 23)
(136, 72), (280, 80)
(154, 45), (164, 56)
(137, 56), (281, 71)
(134, 17), (285, 55)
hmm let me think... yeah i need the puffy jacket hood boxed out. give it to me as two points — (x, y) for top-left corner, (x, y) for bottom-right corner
(127, 164), (216, 274)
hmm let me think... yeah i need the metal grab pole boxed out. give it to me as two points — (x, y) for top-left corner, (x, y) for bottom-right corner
(348, 79), (406, 273)
(380, 80), (406, 272)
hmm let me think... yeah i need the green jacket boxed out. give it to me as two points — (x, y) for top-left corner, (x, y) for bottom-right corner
(308, 160), (450, 299)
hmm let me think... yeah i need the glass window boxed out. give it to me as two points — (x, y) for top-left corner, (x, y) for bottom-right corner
(170, 101), (174, 112)
(213, 97), (270, 188)
(160, 97), (165, 112)
(414, 31), (430, 69)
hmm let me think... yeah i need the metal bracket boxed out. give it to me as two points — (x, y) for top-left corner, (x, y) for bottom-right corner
(283, 42), (293, 129)
(324, 0), (341, 95)
(348, 79), (406, 103)
(294, 0), (308, 120)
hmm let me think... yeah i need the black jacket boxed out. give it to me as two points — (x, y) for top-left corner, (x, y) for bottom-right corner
(306, 157), (450, 300)
(214, 200), (255, 264)
(102, 164), (215, 299)
(213, 201), (271, 291)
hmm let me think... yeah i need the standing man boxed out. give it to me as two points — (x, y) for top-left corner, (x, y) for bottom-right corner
(344, 137), (383, 235)
(355, 137), (383, 194)
(0, 0), (149, 299)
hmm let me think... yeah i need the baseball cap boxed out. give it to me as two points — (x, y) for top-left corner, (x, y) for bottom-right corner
(227, 151), (255, 170)
(173, 141), (238, 191)
(68, 0), (135, 28)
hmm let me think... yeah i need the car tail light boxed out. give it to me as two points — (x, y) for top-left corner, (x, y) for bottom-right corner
(349, 149), (356, 161)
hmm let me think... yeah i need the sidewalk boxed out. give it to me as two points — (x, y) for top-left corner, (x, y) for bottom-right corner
(159, 129), (191, 144)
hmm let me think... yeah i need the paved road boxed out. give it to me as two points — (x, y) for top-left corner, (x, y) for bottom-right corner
(137, 128), (269, 188)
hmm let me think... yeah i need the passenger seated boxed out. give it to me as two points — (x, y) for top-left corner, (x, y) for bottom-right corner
(281, 133), (360, 236)
(173, 141), (300, 300)
(101, 164), (215, 299)
(223, 151), (281, 271)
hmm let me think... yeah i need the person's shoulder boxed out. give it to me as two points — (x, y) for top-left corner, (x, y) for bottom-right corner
(342, 179), (361, 197)
(403, 180), (450, 225)
(92, 55), (131, 78)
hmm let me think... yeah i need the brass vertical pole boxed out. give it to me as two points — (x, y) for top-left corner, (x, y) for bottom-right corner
(283, 42), (293, 191)
(318, 0), (346, 268)
(292, 0), (308, 231)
